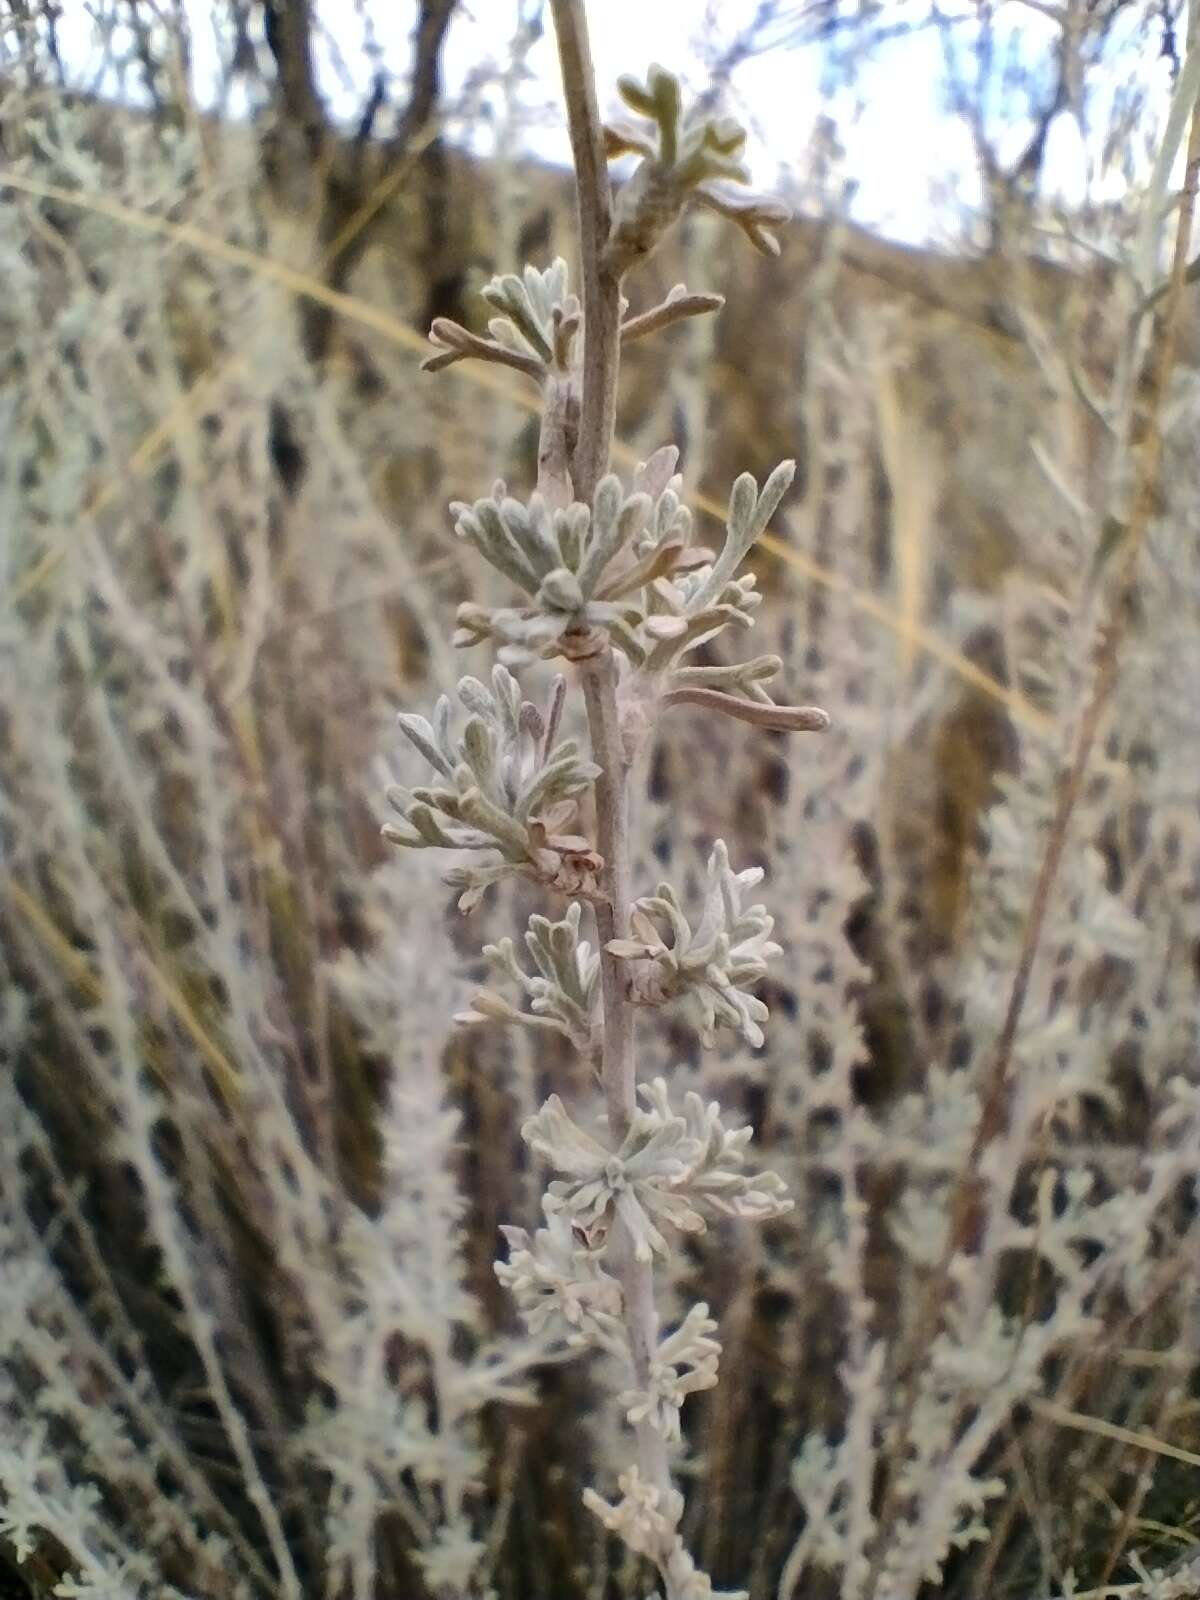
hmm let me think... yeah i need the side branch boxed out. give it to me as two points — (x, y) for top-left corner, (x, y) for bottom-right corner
(423, 317), (545, 381)
(620, 286), (725, 344)
(660, 686), (831, 732)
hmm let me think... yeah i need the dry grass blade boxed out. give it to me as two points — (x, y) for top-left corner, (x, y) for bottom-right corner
(1030, 1400), (1200, 1473)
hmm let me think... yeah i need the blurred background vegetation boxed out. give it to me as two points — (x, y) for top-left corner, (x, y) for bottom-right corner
(2, 4), (1199, 1598)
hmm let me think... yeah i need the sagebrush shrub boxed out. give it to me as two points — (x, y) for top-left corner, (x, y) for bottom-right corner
(3, 5), (1200, 1600)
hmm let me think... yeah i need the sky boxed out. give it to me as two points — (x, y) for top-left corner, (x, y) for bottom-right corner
(55, 0), (1178, 247)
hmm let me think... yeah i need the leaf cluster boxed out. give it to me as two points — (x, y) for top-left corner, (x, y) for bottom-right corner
(456, 901), (599, 1054)
(424, 259), (580, 380)
(521, 1077), (791, 1266)
(609, 841), (782, 1047)
(383, 666), (602, 909)
(604, 64), (790, 269)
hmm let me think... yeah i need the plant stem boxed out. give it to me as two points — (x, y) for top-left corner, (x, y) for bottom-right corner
(550, 0), (621, 506)
(577, 650), (636, 1136)
(550, 0), (676, 1554)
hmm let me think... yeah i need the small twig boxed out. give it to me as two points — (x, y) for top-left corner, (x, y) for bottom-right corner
(619, 285), (725, 344)
(422, 317), (545, 381)
(689, 184), (789, 257)
(660, 686), (831, 733)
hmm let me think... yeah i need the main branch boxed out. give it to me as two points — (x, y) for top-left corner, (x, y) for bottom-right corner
(550, 0), (675, 1550)
(551, 0), (621, 506)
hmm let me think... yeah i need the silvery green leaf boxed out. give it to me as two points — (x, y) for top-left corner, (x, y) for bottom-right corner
(639, 1080), (792, 1226)
(618, 1301), (720, 1441)
(555, 60), (781, 328)
(485, 271), (552, 359)
(524, 260), (551, 321)
(396, 711), (456, 780)
(484, 499), (545, 589)
(531, 909), (593, 1010)
(636, 481), (694, 557)
(407, 804), (462, 849)
(582, 1466), (682, 1563)
(595, 538), (688, 601)
(523, 1095), (612, 1179)
(753, 459), (796, 537)
(558, 501), (589, 571)
(617, 491), (653, 547)
(455, 499), (539, 593)
(495, 1205), (625, 1352)
(411, 785), (464, 823)
(443, 860), (524, 912)
(576, 474), (627, 596)
(384, 672), (599, 907)
(617, 71), (660, 119)
(472, 905), (599, 1048)
(528, 495), (565, 574)
(672, 654), (781, 689)
(525, 1094), (709, 1264)
(727, 473), (757, 543)
(431, 694), (455, 765)
(455, 675), (494, 720)
(500, 494), (559, 578)
(544, 256), (568, 308)
(519, 696), (545, 749)
(612, 843), (782, 1049)
(459, 787), (536, 858)
(380, 820), (425, 849)
(594, 608), (649, 665)
(524, 914), (563, 984)
(643, 613), (689, 640)
(451, 475), (682, 663)
(477, 260), (574, 366)
(537, 566), (585, 614)
(460, 716), (499, 797)
(642, 605), (747, 673)
(515, 746), (600, 822)
(488, 316), (528, 352)
(693, 461), (794, 609)
(634, 444), (680, 500)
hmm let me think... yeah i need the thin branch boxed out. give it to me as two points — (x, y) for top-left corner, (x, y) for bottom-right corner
(660, 687), (831, 732)
(391, 0), (458, 151)
(576, 653), (636, 1133)
(690, 184), (789, 257)
(422, 317), (545, 380)
(262, 0), (326, 138)
(620, 286), (725, 344)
